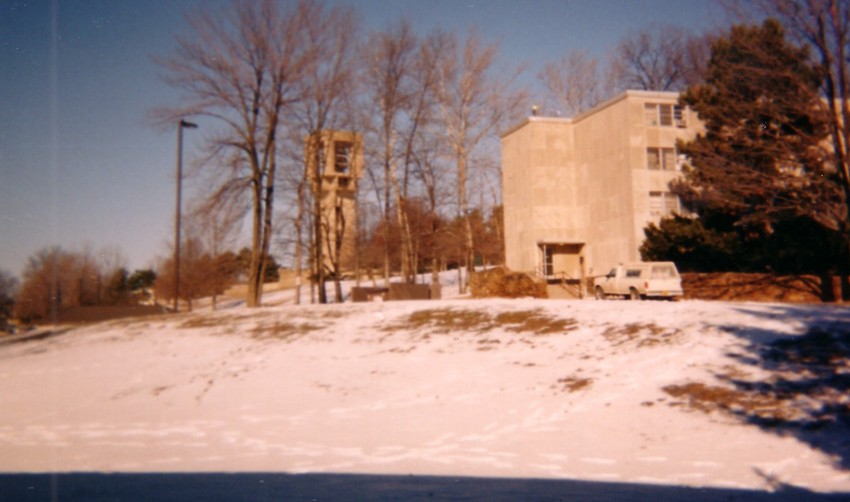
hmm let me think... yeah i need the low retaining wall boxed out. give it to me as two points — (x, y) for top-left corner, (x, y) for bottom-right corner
(351, 283), (437, 302)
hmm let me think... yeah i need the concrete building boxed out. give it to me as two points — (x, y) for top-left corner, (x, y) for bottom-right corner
(306, 130), (364, 273)
(500, 90), (702, 289)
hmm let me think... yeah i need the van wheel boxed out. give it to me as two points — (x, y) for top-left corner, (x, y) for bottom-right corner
(629, 288), (641, 301)
(595, 287), (606, 300)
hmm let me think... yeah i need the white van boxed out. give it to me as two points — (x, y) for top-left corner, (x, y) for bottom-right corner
(594, 262), (683, 300)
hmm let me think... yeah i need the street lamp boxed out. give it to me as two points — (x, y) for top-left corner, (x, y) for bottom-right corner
(174, 119), (198, 313)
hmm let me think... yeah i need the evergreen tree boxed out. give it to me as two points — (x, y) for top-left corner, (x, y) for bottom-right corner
(668, 19), (847, 282)
(128, 269), (157, 292)
(641, 215), (739, 272)
(642, 213), (842, 274)
(676, 19), (835, 232)
(0, 270), (17, 318)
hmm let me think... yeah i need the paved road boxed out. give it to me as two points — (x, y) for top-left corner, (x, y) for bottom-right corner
(1, 473), (847, 501)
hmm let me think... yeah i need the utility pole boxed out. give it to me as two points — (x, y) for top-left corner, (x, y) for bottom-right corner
(173, 119), (198, 312)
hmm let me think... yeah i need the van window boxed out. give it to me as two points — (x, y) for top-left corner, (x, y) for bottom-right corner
(650, 265), (678, 279)
(625, 269), (642, 278)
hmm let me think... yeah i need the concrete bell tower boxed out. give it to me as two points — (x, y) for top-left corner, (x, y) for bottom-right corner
(306, 130), (364, 274)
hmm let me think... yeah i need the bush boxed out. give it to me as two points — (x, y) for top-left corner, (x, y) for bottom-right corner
(470, 267), (547, 299)
(641, 214), (845, 274)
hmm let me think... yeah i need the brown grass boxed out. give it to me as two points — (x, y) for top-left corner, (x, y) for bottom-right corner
(554, 376), (593, 393)
(382, 308), (493, 334)
(470, 267), (548, 298)
(382, 308), (578, 338)
(602, 323), (682, 348)
(178, 316), (223, 330)
(495, 310), (578, 335)
(663, 382), (795, 421)
(249, 322), (323, 342)
(177, 313), (266, 330)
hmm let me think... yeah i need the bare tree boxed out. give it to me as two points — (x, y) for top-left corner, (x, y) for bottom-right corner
(188, 196), (242, 310)
(16, 247), (63, 322)
(297, 1), (359, 304)
(276, 126), (310, 304)
(404, 32), (448, 288)
(362, 20), (443, 285)
(155, 0), (313, 307)
(14, 245), (131, 321)
(433, 30), (526, 293)
(682, 32), (715, 87)
(363, 21), (414, 285)
(73, 245), (100, 305)
(608, 24), (705, 92)
(539, 50), (603, 116)
(153, 236), (209, 312)
(411, 124), (452, 289)
(95, 245), (127, 304)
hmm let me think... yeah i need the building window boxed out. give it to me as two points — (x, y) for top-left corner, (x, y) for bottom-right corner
(544, 247), (554, 276)
(645, 103), (685, 127)
(659, 104), (673, 126)
(673, 105), (685, 125)
(647, 147), (677, 170)
(315, 140), (326, 172)
(649, 191), (680, 217)
(334, 141), (352, 174)
(644, 104), (657, 126)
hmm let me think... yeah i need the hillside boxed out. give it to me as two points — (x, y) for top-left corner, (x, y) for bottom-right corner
(0, 298), (848, 498)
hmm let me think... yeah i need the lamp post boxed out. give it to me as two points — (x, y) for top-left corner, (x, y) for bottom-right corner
(173, 119), (198, 313)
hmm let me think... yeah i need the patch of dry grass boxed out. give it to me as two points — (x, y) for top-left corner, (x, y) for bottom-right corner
(250, 322), (324, 342)
(383, 308), (577, 339)
(667, 328), (850, 435)
(603, 323), (682, 348)
(177, 314), (259, 330)
(292, 309), (352, 320)
(495, 310), (578, 335)
(396, 308), (494, 333)
(178, 316), (223, 330)
(553, 376), (593, 393)
(662, 382), (796, 422)
(177, 313), (326, 343)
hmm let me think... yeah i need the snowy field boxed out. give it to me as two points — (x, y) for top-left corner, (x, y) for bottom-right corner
(0, 288), (849, 498)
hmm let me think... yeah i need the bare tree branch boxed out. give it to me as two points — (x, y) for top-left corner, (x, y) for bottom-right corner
(154, 0), (316, 307)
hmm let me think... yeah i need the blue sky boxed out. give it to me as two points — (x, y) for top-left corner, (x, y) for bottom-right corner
(0, 0), (725, 278)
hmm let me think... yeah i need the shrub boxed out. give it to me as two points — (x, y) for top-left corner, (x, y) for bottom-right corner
(469, 267), (547, 298)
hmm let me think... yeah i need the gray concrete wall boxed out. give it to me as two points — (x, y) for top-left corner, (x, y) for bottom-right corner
(501, 91), (701, 279)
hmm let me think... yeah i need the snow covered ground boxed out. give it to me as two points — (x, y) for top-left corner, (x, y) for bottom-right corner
(0, 292), (848, 497)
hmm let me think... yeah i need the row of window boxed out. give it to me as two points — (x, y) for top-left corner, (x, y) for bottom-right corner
(644, 103), (686, 128)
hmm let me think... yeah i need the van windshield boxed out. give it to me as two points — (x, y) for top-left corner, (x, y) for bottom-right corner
(650, 265), (678, 279)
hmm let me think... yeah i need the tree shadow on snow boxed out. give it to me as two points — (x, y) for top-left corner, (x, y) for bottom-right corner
(1, 472), (847, 501)
(709, 304), (850, 473)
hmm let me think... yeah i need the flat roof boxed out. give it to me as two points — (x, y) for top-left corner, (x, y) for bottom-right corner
(500, 89), (681, 139)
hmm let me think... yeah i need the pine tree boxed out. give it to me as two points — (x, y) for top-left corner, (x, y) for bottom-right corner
(676, 20), (838, 233)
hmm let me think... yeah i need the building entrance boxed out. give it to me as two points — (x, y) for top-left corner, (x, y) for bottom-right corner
(540, 242), (584, 280)
(539, 242), (586, 298)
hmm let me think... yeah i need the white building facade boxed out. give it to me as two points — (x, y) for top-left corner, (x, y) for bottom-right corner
(501, 90), (702, 283)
